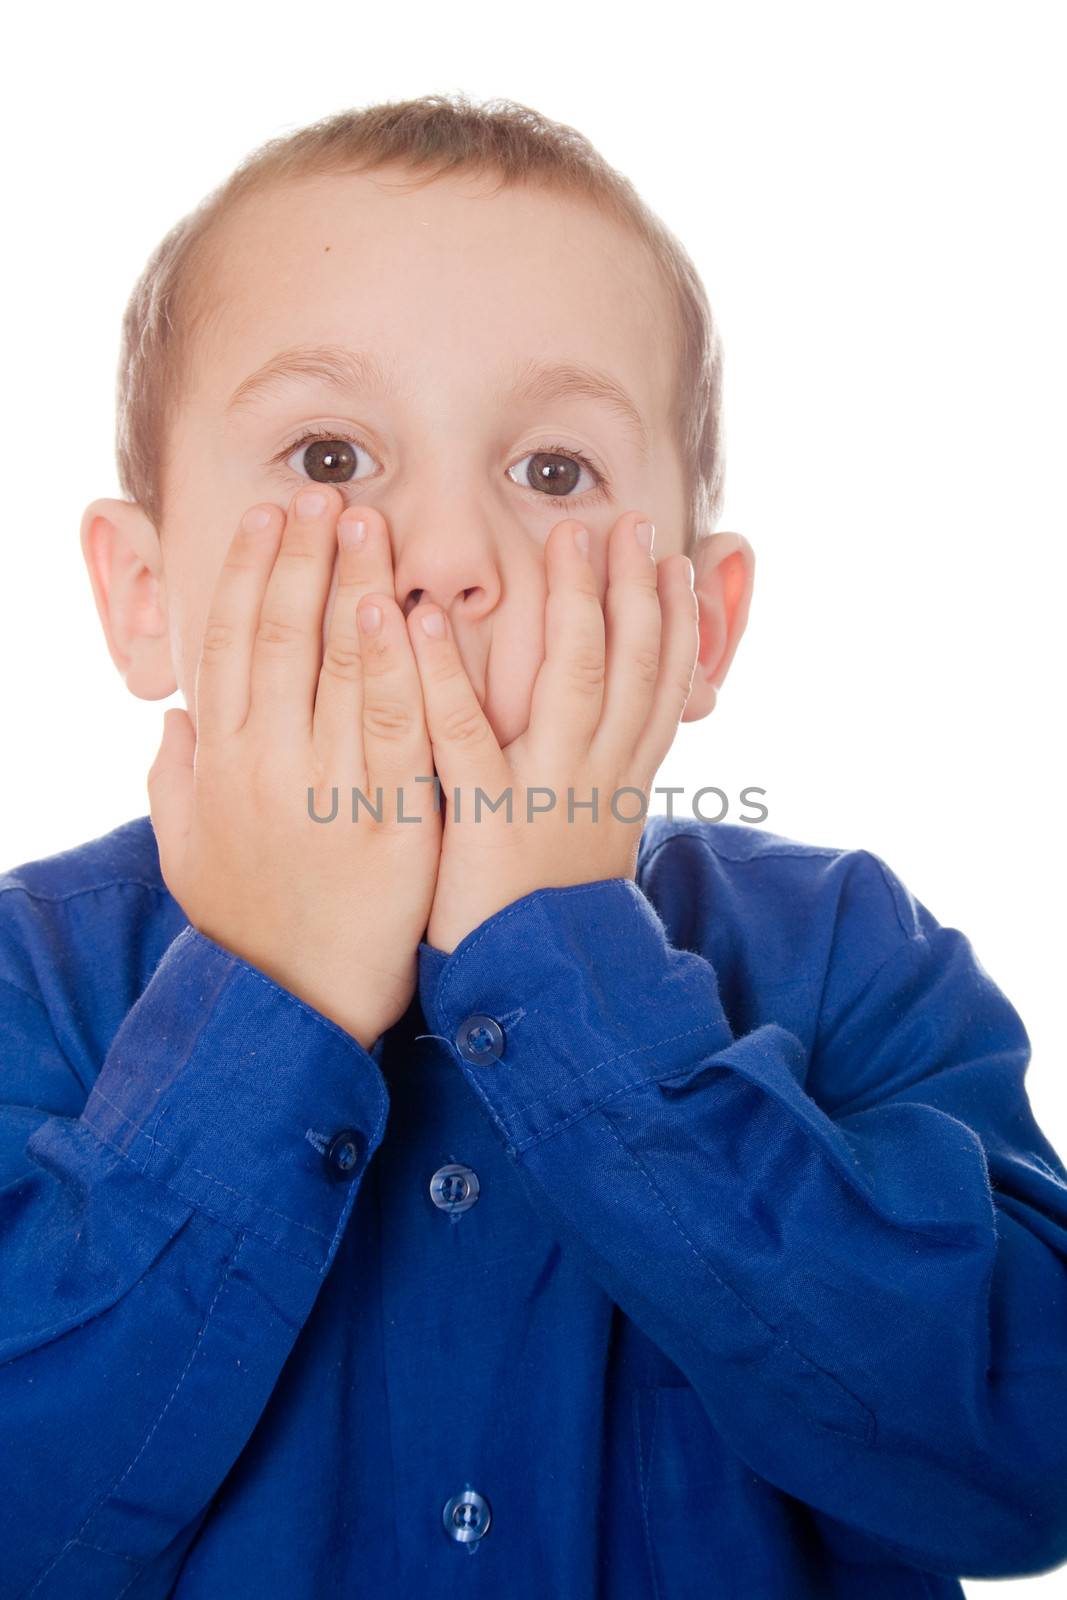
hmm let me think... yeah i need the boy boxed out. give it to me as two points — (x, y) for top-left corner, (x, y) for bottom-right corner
(2, 92), (1066, 1598)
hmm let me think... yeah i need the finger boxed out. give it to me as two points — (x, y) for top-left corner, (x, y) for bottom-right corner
(526, 518), (605, 768)
(195, 503), (284, 743)
(406, 603), (508, 803)
(356, 592), (435, 821)
(632, 556), (700, 783)
(590, 512), (662, 768)
(147, 707), (196, 868)
(247, 484), (344, 739)
(313, 506), (399, 790)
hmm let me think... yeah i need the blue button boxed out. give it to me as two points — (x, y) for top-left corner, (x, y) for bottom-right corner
(429, 1163), (481, 1214)
(324, 1128), (364, 1180)
(442, 1488), (492, 1544)
(455, 1013), (505, 1064)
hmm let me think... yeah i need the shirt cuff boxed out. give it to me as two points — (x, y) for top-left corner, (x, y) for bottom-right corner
(81, 924), (390, 1272)
(417, 877), (735, 1154)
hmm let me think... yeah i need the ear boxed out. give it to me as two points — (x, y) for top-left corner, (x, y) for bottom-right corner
(681, 530), (755, 722)
(80, 497), (177, 701)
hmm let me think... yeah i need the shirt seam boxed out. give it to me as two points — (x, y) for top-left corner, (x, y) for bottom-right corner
(639, 825), (844, 873)
(640, 832), (915, 942)
(491, 1018), (730, 1124)
(74, 1113), (334, 1270)
(83, 1086), (333, 1242)
(0, 878), (168, 905)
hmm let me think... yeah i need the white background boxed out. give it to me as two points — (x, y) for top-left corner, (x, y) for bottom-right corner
(2, 2), (1064, 1592)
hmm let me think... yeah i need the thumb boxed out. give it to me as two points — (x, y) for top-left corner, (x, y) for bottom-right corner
(147, 707), (196, 862)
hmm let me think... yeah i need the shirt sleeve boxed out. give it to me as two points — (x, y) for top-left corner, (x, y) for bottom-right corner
(0, 922), (389, 1599)
(416, 854), (1067, 1584)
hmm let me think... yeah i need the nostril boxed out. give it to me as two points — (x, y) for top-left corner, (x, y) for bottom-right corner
(403, 587), (481, 614)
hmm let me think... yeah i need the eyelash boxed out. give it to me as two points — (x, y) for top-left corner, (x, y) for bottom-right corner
(271, 427), (609, 506)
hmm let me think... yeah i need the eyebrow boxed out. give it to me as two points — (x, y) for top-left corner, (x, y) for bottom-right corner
(223, 342), (651, 457)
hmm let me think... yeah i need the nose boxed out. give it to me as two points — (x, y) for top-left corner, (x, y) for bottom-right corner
(391, 514), (502, 623)
(319, 507), (504, 694)
(392, 514), (503, 716)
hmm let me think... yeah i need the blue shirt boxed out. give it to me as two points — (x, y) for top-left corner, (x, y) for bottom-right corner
(2, 812), (1066, 1599)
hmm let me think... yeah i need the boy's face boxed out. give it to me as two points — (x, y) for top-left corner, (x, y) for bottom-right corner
(85, 167), (751, 744)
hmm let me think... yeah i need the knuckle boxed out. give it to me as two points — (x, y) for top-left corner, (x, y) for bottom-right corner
(428, 654), (468, 692)
(440, 702), (488, 746)
(221, 543), (260, 577)
(566, 646), (606, 693)
(363, 699), (413, 741)
(632, 646), (662, 688)
(278, 521), (320, 558)
(320, 633), (363, 682)
(334, 565), (372, 595)
(278, 541), (318, 566)
(200, 618), (236, 658)
(256, 613), (305, 650)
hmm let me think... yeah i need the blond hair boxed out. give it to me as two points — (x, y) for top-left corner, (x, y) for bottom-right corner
(116, 93), (725, 554)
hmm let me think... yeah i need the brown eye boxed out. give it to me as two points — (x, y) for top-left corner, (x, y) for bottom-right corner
(507, 448), (603, 501)
(283, 434), (364, 484)
(526, 451), (581, 496)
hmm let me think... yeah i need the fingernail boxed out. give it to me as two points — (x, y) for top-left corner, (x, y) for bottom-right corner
(420, 610), (446, 638)
(573, 524), (589, 558)
(635, 520), (655, 553)
(242, 506), (273, 533)
(358, 603), (381, 634)
(296, 489), (327, 519)
(684, 556), (695, 587)
(339, 515), (367, 548)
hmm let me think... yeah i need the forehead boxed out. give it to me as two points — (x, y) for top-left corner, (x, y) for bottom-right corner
(191, 168), (677, 433)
